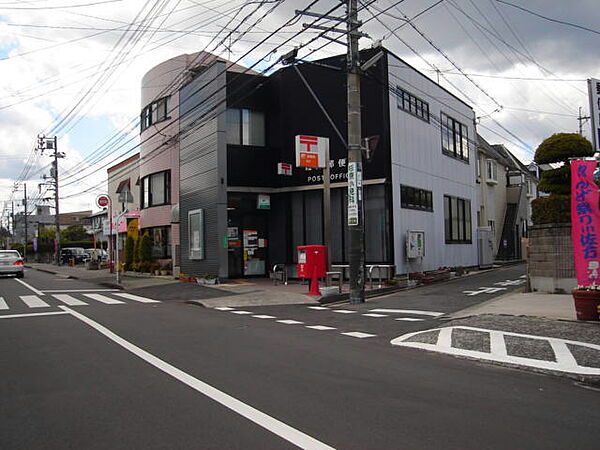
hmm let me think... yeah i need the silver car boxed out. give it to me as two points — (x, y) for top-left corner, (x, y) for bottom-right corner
(0, 250), (24, 278)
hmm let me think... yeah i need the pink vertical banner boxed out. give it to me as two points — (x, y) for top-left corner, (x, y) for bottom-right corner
(571, 160), (600, 286)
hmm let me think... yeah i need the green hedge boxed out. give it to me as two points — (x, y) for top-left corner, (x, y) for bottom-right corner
(537, 165), (571, 195)
(531, 195), (570, 224)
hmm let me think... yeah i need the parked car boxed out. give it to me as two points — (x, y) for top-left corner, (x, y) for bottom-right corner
(60, 247), (87, 265)
(84, 248), (108, 262)
(0, 250), (24, 278)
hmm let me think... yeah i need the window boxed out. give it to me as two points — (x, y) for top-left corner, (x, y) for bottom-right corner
(188, 209), (204, 260)
(441, 113), (469, 161)
(526, 179), (535, 197)
(226, 108), (265, 146)
(396, 87), (429, 121)
(485, 159), (498, 184)
(444, 195), (472, 244)
(140, 170), (170, 208)
(142, 226), (171, 259)
(140, 96), (169, 132)
(401, 185), (433, 212)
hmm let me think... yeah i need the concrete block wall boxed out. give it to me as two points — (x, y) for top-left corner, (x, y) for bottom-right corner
(528, 223), (576, 293)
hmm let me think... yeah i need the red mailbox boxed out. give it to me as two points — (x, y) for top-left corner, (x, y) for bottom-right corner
(297, 245), (327, 295)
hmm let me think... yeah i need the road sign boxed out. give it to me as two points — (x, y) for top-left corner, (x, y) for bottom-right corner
(96, 194), (110, 208)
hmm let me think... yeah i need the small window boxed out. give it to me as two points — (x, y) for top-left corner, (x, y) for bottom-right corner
(140, 170), (170, 208)
(188, 209), (204, 260)
(396, 86), (430, 122)
(226, 108), (265, 146)
(140, 96), (170, 132)
(401, 185), (433, 212)
(486, 159), (498, 184)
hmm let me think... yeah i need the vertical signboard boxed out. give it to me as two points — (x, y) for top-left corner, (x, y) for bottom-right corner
(588, 78), (600, 152)
(571, 160), (600, 286)
(347, 162), (362, 226)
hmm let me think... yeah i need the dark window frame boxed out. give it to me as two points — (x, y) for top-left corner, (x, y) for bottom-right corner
(140, 170), (171, 209)
(400, 185), (433, 212)
(441, 112), (469, 162)
(140, 96), (170, 133)
(396, 86), (430, 122)
(444, 194), (472, 244)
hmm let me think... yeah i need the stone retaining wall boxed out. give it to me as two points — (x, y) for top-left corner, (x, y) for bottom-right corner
(528, 223), (575, 293)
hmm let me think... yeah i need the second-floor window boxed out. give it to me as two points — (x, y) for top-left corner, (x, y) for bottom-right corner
(141, 170), (170, 208)
(396, 87), (429, 121)
(441, 112), (469, 162)
(486, 159), (498, 183)
(226, 108), (265, 146)
(401, 185), (433, 211)
(141, 96), (169, 132)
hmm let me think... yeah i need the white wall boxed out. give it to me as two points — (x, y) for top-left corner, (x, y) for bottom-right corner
(387, 53), (478, 273)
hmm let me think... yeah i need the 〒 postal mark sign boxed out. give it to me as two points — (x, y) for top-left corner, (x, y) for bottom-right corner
(295, 135), (328, 168)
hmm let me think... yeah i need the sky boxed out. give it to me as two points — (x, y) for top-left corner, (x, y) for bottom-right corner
(0, 0), (598, 224)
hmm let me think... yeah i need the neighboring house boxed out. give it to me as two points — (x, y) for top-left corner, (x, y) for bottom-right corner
(176, 47), (479, 278)
(107, 153), (140, 261)
(476, 135), (538, 261)
(139, 51), (257, 273)
(13, 204), (54, 243)
(88, 209), (108, 246)
(58, 210), (93, 232)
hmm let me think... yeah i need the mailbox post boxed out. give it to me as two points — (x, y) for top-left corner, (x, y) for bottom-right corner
(297, 245), (328, 296)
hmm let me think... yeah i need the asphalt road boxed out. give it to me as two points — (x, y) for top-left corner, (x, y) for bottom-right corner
(1, 266), (599, 449)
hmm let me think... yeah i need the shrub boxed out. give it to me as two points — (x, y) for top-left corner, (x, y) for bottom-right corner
(124, 236), (134, 270)
(534, 133), (593, 165)
(531, 195), (571, 224)
(138, 232), (152, 263)
(536, 165), (571, 196)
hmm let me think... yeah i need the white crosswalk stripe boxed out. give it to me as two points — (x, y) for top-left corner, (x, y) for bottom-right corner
(20, 295), (49, 308)
(82, 293), (125, 305)
(112, 293), (160, 303)
(0, 297), (8, 310)
(52, 294), (88, 306)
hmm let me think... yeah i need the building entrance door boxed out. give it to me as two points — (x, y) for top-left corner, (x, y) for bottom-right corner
(241, 214), (268, 276)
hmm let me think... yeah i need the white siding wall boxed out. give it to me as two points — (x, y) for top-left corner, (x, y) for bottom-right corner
(387, 53), (478, 273)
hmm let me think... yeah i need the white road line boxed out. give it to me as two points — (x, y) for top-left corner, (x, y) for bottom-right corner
(252, 315), (276, 319)
(42, 289), (120, 293)
(341, 332), (376, 339)
(332, 309), (356, 314)
(20, 295), (49, 308)
(59, 306), (334, 450)
(52, 294), (88, 306)
(14, 278), (44, 296)
(215, 306), (235, 311)
(308, 306), (329, 310)
(391, 326), (600, 376)
(0, 297), (8, 310)
(370, 308), (443, 317)
(395, 318), (425, 322)
(82, 293), (125, 305)
(362, 313), (388, 318)
(306, 325), (336, 331)
(112, 293), (160, 304)
(231, 311), (253, 315)
(277, 320), (304, 325)
(0, 311), (69, 320)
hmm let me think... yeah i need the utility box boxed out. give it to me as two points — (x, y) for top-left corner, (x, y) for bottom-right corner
(297, 245), (327, 278)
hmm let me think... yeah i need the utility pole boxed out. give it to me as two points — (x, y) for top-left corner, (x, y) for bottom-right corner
(346, 0), (365, 304)
(38, 135), (64, 265)
(578, 107), (591, 136)
(23, 183), (28, 262)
